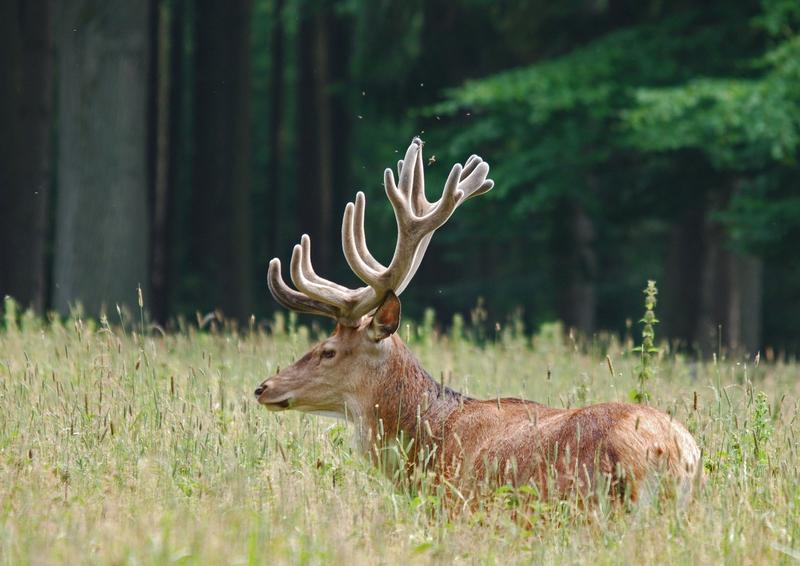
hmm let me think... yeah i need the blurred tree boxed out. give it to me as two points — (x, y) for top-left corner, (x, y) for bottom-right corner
(295, 1), (353, 277)
(251, 0), (296, 314)
(297, 4), (334, 273)
(53, 1), (151, 316)
(149, 0), (175, 323)
(163, 0), (195, 318)
(0, 0), (54, 313)
(267, 0), (287, 259)
(189, 0), (255, 321)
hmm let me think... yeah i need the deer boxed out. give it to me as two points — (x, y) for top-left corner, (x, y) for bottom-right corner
(255, 138), (701, 505)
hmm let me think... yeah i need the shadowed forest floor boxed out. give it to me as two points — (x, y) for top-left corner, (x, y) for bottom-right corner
(1, 309), (799, 564)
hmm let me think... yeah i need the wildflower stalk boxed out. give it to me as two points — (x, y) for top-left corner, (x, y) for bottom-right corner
(632, 280), (659, 404)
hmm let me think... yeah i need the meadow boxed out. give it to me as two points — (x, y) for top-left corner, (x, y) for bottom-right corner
(1, 299), (799, 565)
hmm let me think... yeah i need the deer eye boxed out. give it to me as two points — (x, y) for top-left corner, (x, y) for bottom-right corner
(321, 349), (336, 359)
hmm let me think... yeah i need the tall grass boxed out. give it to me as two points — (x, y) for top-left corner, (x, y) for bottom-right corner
(0, 302), (798, 564)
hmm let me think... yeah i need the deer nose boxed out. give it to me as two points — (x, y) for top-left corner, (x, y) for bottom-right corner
(254, 384), (266, 397)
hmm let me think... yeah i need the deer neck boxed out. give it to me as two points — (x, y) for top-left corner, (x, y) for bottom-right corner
(350, 336), (464, 460)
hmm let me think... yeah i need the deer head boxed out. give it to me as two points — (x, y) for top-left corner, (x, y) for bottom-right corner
(254, 138), (493, 420)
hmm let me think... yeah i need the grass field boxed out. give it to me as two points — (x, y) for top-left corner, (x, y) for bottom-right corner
(1, 301), (799, 565)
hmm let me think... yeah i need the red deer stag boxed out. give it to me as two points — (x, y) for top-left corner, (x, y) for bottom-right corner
(255, 138), (701, 503)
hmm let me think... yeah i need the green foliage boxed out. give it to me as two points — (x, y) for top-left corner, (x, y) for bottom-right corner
(718, 389), (774, 474)
(625, 36), (800, 167)
(413, 1), (800, 345)
(622, 2), (800, 256)
(432, 12), (752, 204)
(716, 172), (800, 255)
(751, 390), (774, 464)
(419, 8), (782, 338)
(756, 0), (800, 37)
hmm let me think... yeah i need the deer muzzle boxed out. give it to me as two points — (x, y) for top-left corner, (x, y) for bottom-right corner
(254, 381), (293, 410)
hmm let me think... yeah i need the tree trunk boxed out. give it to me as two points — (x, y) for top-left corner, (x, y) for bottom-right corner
(662, 205), (704, 346)
(268, 0), (286, 260)
(712, 250), (763, 355)
(737, 254), (762, 354)
(297, 6), (334, 275)
(553, 199), (597, 335)
(696, 206), (725, 356)
(191, 0), (254, 321)
(167, 0), (187, 318)
(149, 0), (173, 323)
(694, 194), (763, 356)
(0, 0), (54, 313)
(53, 1), (151, 317)
(328, 8), (353, 232)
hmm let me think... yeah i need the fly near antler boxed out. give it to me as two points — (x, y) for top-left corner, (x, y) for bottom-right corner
(256, 138), (701, 504)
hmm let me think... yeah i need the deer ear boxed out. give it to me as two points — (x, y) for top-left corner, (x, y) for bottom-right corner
(367, 291), (401, 341)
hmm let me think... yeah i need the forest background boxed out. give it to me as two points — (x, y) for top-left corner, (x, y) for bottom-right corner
(2, 0), (799, 355)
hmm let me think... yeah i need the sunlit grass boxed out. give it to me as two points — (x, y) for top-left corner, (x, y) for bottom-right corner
(1, 302), (799, 564)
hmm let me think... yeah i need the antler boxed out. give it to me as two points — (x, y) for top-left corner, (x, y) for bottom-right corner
(268, 138), (493, 326)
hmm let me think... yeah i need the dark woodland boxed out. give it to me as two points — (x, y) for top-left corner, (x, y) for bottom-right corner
(1, 0), (799, 354)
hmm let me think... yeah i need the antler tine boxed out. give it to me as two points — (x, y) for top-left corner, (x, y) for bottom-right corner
(352, 192), (385, 272)
(298, 235), (352, 293)
(457, 158), (494, 201)
(461, 155), (482, 178)
(382, 143), (420, 221)
(397, 140), (421, 200)
(342, 202), (384, 286)
(290, 238), (353, 306)
(267, 259), (340, 318)
(410, 138), (430, 215)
